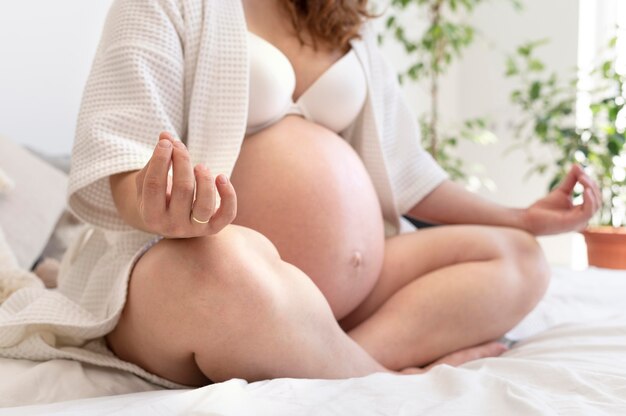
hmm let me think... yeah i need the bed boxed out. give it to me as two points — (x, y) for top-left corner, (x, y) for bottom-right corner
(1, 137), (626, 415)
(1, 268), (625, 415)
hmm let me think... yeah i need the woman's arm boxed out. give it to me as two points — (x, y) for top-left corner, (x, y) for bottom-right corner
(407, 179), (526, 229)
(408, 165), (602, 236)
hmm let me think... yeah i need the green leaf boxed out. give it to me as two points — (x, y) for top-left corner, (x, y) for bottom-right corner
(529, 81), (542, 100)
(510, 90), (522, 102)
(590, 103), (604, 115)
(610, 132), (625, 146)
(408, 61), (425, 78)
(517, 44), (531, 57)
(528, 59), (545, 72)
(505, 57), (518, 76)
(609, 104), (619, 122)
(602, 60), (612, 78)
(548, 176), (562, 191)
(608, 139), (621, 156)
(386, 16), (396, 29)
(535, 119), (548, 136)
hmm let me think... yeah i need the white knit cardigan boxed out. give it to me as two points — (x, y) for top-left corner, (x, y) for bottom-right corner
(0, 0), (446, 388)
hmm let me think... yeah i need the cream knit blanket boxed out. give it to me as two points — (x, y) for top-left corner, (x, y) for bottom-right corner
(0, 226), (42, 304)
(0, 224), (183, 389)
(0, 148), (181, 387)
(0, 166), (44, 302)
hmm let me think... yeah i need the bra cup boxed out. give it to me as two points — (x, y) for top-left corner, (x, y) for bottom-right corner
(246, 33), (366, 135)
(296, 52), (367, 133)
(247, 34), (296, 130)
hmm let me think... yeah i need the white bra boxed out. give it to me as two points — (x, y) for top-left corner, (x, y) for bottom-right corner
(246, 32), (367, 135)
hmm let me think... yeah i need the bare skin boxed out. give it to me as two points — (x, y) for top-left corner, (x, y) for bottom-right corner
(105, 131), (512, 385)
(228, 117), (550, 371)
(231, 118), (385, 319)
(105, 0), (601, 386)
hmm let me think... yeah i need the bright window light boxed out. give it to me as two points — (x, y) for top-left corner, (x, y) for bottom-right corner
(576, 0), (625, 128)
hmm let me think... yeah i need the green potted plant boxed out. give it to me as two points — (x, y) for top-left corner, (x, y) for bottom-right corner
(506, 36), (626, 269)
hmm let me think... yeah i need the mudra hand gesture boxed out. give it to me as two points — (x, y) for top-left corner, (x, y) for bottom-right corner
(135, 132), (237, 238)
(523, 164), (602, 236)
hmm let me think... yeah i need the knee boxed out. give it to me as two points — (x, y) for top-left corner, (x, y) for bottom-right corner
(112, 226), (309, 385)
(152, 227), (283, 308)
(499, 228), (550, 310)
(143, 226), (328, 322)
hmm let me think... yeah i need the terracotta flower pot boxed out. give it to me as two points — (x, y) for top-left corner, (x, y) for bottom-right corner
(581, 227), (626, 270)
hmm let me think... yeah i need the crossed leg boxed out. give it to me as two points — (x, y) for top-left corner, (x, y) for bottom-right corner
(106, 224), (549, 385)
(340, 224), (550, 371)
(106, 225), (388, 386)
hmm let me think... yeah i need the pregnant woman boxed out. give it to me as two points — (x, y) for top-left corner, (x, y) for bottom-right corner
(60, 0), (600, 387)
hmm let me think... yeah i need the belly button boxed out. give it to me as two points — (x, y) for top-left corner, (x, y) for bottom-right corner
(350, 251), (362, 268)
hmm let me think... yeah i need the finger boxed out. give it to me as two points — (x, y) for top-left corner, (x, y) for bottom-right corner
(168, 140), (196, 219)
(207, 175), (237, 234)
(190, 164), (216, 226)
(579, 175), (599, 213)
(587, 174), (602, 210)
(137, 135), (171, 198)
(558, 164), (583, 193)
(159, 131), (176, 143)
(135, 132), (170, 200)
(576, 188), (595, 228)
(559, 187), (594, 232)
(165, 171), (173, 206)
(593, 181), (604, 208)
(157, 132), (175, 204)
(142, 139), (173, 222)
(135, 166), (147, 200)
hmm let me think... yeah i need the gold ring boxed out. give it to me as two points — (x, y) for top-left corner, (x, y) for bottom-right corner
(192, 215), (210, 224)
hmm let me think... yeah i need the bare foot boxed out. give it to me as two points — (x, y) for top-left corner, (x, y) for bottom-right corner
(400, 341), (508, 374)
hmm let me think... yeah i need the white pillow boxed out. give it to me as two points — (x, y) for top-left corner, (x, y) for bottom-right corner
(0, 136), (67, 269)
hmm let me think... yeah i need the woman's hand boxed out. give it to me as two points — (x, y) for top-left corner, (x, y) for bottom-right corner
(522, 165), (601, 236)
(134, 132), (237, 238)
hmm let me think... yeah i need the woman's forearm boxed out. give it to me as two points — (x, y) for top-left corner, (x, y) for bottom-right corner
(110, 171), (151, 232)
(407, 180), (528, 230)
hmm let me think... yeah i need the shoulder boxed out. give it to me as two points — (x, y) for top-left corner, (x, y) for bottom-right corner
(351, 19), (400, 94)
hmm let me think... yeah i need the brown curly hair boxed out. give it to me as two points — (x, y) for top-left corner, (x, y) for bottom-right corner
(280, 0), (374, 51)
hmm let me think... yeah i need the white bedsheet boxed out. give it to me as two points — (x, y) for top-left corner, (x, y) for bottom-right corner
(1, 266), (626, 415)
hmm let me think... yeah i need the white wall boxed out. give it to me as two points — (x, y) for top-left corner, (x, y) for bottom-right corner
(0, 0), (114, 155)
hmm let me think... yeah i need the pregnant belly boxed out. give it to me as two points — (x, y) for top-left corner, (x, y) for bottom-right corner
(230, 116), (385, 319)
